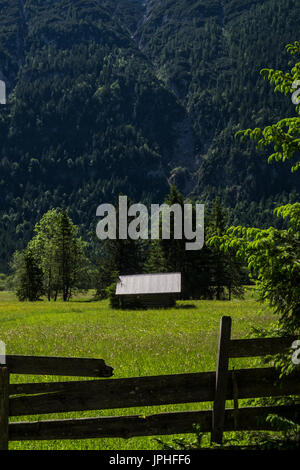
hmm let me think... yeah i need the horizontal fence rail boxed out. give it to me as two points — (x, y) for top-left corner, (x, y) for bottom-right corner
(6, 355), (114, 378)
(9, 372), (215, 416)
(8, 405), (300, 441)
(229, 336), (298, 358)
(9, 367), (300, 417)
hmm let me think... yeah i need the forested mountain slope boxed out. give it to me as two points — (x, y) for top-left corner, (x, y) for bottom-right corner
(0, 0), (299, 271)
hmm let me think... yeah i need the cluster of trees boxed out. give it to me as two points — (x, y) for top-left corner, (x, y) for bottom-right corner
(11, 188), (246, 303)
(12, 208), (89, 302)
(0, 0), (299, 273)
(95, 186), (246, 304)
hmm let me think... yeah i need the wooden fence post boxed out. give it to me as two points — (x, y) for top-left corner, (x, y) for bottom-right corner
(0, 366), (9, 450)
(211, 316), (232, 444)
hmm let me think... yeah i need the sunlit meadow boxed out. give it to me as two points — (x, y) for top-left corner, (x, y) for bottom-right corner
(0, 288), (274, 450)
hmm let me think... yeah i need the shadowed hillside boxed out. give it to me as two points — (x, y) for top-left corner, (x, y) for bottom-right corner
(0, 0), (299, 271)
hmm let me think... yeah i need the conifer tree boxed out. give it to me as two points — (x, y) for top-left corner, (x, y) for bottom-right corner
(96, 194), (143, 299)
(208, 199), (244, 300)
(13, 248), (44, 301)
(145, 185), (207, 299)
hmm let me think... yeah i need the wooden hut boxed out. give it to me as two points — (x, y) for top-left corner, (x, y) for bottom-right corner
(115, 273), (181, 309)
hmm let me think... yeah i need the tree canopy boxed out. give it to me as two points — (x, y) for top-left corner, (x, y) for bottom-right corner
(12, 208), (88, 301)
(209, 42), (300, 336)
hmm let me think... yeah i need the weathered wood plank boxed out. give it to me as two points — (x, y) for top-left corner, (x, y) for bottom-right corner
(8, 371), (214, 396)
(229, 336), (298, 358)
(211, 316), (232, 444)
(0, 367), (9, 450)
(9, 410), (212, 441)
(9, 367), (300, 417)
(8, 405), (300, 441)
(225, 367), (300, 399)
(9, 372), (216, 416)
(6, 355), (113, 378)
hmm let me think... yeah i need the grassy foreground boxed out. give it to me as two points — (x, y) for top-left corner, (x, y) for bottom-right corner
(0, 288), (274, 450)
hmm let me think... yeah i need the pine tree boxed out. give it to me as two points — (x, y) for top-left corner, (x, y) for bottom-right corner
(54, 208), (86, 301)
(13, 248), (44, 301)
(96, 194), (144, 299)
(144, 240), (168, 274)
(145, 185), (207, 299)
(207, 199), (245, 300)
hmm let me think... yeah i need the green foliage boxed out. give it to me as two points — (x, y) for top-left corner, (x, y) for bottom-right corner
(206, 199), (245, 300)
(95, 195), (145, 299)
(156, 415), (300, 450)
(240, 414), (300, 450)
(154, 426), (208, 450)
(0, 273), (13, 291)
(12, 248), (44, 301)
(145, 186), (245, 299)
(236, 41), (300, 171)
(106, 280), (122, 309)
(137, 0), (300, 207)
(0, 0), (299, 271)
(12, 208), (89, 301)
(209, 204), (300, 332)
(207, 44), (300, 450)
(210, 44), (300, 336)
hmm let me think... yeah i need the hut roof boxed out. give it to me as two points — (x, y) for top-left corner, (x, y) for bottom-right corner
(116, 273), (181, 296)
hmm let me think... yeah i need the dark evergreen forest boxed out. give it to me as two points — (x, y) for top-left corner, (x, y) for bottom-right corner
(0, 0), (299, 272)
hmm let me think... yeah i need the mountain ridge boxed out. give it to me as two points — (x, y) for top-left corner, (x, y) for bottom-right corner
(0, 0), (299, 272)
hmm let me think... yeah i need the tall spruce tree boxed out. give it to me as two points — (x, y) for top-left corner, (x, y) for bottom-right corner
(207, 199), (245, 300)
(12, 248), (44, 301)
(53, 208), (88, 301)
(145, 185), (209, 299)
(96, 194), (144, 299)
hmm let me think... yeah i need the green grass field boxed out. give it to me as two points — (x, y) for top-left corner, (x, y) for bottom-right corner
(0, 288), (275, 450)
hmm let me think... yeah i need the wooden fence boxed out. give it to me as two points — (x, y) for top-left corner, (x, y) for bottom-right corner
(0, 316), (300, 449)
